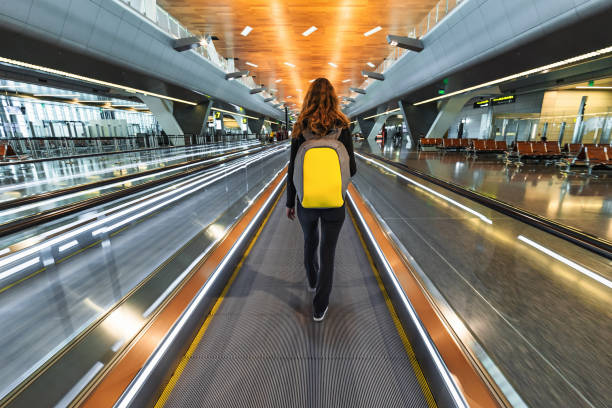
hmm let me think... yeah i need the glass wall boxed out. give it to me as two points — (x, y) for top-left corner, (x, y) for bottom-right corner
(0, 80), (158, 139)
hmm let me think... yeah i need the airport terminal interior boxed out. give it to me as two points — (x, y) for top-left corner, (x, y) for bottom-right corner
(0, 0), (610, 407)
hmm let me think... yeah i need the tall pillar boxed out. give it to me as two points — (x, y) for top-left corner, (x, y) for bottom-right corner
(247, 117), (264, 136)
(357, 106), (387, 140)
(140, 95), (183, 136)
(425, 94), (474, 139)
(572, 96), (588, 143)
(173, 99), (212, 138)
(398, 100), (436, 148)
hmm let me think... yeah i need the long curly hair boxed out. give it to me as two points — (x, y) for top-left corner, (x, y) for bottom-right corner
(292, 78), (349, 138)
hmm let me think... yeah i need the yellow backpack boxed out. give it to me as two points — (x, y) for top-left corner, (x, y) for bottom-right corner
(293, 129), (350, 208)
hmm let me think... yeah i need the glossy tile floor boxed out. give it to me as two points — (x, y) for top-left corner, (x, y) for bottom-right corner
(355, 138), (612, 241)
(0, 141), (258, 202)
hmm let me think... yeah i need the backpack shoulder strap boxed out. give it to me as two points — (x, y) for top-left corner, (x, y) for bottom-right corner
(322, 128), (342, 140)
(302, 129), (316, 141)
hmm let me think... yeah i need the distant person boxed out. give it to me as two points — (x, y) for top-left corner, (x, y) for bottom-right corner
(286, 78), (356, 322)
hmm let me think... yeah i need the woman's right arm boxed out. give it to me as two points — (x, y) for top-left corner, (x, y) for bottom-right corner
(340, 127), (357, 177)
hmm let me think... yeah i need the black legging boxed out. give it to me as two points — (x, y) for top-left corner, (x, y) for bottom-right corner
(297, 201), (345, 314)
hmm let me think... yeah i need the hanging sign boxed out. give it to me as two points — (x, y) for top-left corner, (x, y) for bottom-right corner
(474, 95), (516, 108)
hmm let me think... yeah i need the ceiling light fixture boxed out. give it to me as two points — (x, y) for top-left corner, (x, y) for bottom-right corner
(302, 26), (317, 36)
(366, 62), (376, 68)
(386, 35), (424, 52)
(245, 61), (258, 67)
(225, 70), (249, 80)
(172, 36), (201, 52)
(342, 79), (351, 83)
(241, 26), (253, 36)
(328, 62), (338, 68)
(264, 97), (274, 102)
(275, 79), (282, 83)
(364, 26), (382, 37)
(309, 79), (315, 83)
(284, 62), (296, 68)
(249, 87), (265, 94)
(286, 96), (292, 98)
(296, 88), (302, 91)
(575, 86), (612, 89)
(349, 87), (366, 95)
(362, 71), (385, 81)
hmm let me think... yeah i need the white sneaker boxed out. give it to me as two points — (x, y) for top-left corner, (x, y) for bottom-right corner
(313, 307), (328, 322)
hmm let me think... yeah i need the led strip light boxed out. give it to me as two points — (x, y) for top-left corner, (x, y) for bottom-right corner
(210, 107), (259, 120)
(363, 108), (401, 120)
(0, 56), (198, 106)
(518, 235), (611, 289)
(414, 45), (612, 106)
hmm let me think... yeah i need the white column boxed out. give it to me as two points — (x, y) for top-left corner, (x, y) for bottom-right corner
(140, 95), (184, 137)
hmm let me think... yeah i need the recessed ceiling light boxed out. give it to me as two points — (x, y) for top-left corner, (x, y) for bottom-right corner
(296, 88), (302, 91)
(342, 79), (351, 83)
(366, 62), (376, 68)
(275, 79), (282, 83)
(241, 26), (253, 36)
(328, 62), (338, 68)
(364, 26), (382, 37)
(284, 62), (296, 68)
(302, 26), (317, 36)
(245, 61), (258, 67)
(309, 79), (315, 83)
(286, 96), (292, 98)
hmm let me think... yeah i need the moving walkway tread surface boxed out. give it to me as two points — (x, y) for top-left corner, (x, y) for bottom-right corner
(159, 197), (435, 408)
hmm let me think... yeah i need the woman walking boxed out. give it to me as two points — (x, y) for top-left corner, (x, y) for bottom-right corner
(286, 78), (356, 322)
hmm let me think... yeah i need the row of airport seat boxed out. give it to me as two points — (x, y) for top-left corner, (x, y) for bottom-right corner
(418, 138), (611, 174)
(0, 143), (19, 161)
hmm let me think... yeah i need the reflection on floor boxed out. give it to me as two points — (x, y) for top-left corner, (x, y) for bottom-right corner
(355, 138), (612, 241)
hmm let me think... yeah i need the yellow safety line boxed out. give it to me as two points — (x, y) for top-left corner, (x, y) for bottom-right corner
(0, 239), (103, 294)
(348, 209), (438, 408)
(154, 187), (285, 407)
(0, 205), (164, 294)
(0, 267), (46, 295)
(56, 239), (102, 264)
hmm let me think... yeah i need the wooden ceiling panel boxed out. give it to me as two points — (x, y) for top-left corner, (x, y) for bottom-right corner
(158, 0), (440, 108)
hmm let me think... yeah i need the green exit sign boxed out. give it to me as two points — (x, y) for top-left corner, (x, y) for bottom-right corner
(438, 89), (446, 95)
(588, 80), (595, 87)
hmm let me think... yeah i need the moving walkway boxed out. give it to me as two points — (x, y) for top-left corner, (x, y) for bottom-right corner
(1, 145), (609, 408)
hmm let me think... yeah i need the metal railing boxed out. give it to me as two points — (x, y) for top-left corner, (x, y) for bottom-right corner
(0, 133), (272, 161)
(117, 0), (279, 105)
(355, 0), (465, 94)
